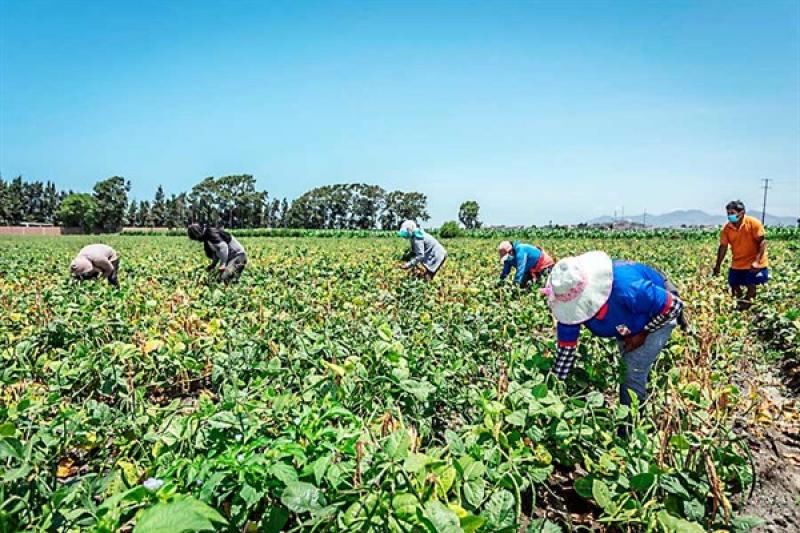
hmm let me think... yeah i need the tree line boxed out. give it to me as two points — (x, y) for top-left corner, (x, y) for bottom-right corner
(0, 175), (477, 232)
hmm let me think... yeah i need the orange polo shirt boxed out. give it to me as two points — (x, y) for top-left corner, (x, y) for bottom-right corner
(720, 215), (768, 269)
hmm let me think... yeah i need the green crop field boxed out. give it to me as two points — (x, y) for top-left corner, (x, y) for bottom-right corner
(1, 235), (798, 532)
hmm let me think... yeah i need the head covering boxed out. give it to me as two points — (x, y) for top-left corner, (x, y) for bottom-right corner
(497, 241), (513, 264)
(187, 223), (206, 241)
(541, 251), (613, 325)
(397, 220), (420, 238)
(70, 256), (94, 276)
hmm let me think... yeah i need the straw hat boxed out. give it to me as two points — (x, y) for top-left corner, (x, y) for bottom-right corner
(542, 251), (613, 325)
(497, 241), (513, 265)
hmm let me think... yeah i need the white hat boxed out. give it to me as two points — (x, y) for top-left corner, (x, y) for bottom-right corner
(541, 251), (613, 325)
(497, 241), (513, 265)
(398, 220), (420, 238)
(399, 220), (417, 233)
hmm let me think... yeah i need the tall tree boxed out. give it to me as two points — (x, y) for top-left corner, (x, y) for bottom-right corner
(92, 176), (130, 232)
(381, 191), (429, 230)
(151, 185), (167, 226)
(350, 184), (385, 229)
(268, 198), (281, 227)
(137, 200), (153, 227)
(125, 200), (139, 227)
(165, 193), (189, 228)
(458, 200), (481, 229)
(280, 198), (289, 227)
(57, 193), (96, 231)
(188, 177), (220, 224)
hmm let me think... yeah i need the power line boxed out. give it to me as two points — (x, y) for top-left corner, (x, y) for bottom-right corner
(761, 178), (772, 224)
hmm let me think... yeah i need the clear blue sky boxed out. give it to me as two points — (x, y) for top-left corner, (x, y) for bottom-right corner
(1, 0), (798, 225)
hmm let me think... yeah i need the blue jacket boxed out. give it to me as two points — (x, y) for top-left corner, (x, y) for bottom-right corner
(557, 260), (673, 344)
(500, 242), (543, 285)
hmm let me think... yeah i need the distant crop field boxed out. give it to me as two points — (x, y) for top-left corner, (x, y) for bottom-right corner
(1, 236), (797, 532)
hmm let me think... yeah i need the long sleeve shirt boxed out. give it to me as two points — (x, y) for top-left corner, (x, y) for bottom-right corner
(499, 242), (554, 285)
(552, 261), (684, 379)
(204, 235), (246, 267)
(71, 244), (119, 278)
(404, 231), (447, 273)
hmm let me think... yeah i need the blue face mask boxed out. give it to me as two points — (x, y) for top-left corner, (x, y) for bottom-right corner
(727, 214), (739, 223)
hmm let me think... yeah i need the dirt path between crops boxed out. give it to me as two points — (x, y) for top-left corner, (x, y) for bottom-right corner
(736, 372), (800, 532)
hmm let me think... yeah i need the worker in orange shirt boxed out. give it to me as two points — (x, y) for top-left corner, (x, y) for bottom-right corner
(712, 200), (768, 310)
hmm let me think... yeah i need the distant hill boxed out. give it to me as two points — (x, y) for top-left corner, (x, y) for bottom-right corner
(587, 209), (797, 228)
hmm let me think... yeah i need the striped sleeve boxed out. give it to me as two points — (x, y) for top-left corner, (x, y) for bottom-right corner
(644, 293), (684, 332)
(554, 322), (581, 379)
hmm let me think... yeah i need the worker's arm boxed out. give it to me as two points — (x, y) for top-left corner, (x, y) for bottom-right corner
(752, 237), (766, 270)
(553, 323), (581, 380)
(712, 245), (727, 276)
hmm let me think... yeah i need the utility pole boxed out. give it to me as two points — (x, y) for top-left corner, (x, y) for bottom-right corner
(761, 178), (771, 224)
(643, 208), (647, 227)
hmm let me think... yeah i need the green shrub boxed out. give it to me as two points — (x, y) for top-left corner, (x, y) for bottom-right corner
(439, 220), (462, 238)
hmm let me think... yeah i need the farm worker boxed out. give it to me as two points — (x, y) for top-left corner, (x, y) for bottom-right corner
(712, 200), (768, 310)
(187, 224), (247, 283)
(69, 243), (121, 287)
(397, 220), (448, 281)
(497, 241), (555, 288)
(542, 251), (684, 407)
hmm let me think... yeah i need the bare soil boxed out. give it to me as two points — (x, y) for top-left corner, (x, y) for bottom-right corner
(737, 382), (800, 532)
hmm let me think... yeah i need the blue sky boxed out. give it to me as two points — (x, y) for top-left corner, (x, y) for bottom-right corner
(1, 0), (798, 225)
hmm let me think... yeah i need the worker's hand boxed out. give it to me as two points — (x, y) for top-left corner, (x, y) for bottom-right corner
(711, 266), (720, 277)
(399, 263), (410, 270)
(218, 265), (226, 272)
(750, 261), (762, 273)
(623, 331), (648, 353)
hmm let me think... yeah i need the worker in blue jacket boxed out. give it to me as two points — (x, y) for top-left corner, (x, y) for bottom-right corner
(541, 251), (684, 407)
(497, 240), (555, 288)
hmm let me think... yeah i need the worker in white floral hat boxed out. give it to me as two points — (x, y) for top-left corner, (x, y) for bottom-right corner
(542, 251), (684, 407)
(397, 220), (448, 281)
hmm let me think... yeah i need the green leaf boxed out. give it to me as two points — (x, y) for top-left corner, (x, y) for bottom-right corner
(682, 499), (704, 521)
(134, 496), (226, 533)
(630, 472), (655, 493)
(280, 481), (325, 514)
(660, 475), (691, 499)
(400, 378), (436, 402)
(392, 493), (419, 520)
(463, 476), (486, 508)
(269, 462), (298, 485)
(460, 514), (485, 533)
(528, 466), (552, 484)
(656, 510), (705, 533)
(312, 456), (330, 485)
(539, 519), (562, 533)
(505, 410), (526, 427)
(240, 483), (261, 509)
(260, 507), (289, 533)
(404, 452), (431, 474)
(482, 489), (515, 529)
(585, 391), (604, 407)
(573, 476), (593, 499)
(0, 422), (15, 437)
(385, 430), (411, 460)
(422, 501), (461, 533)
(730, 515), (765, 532)
(445, 430), (465, 455)
(591, 479), (612, 510)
